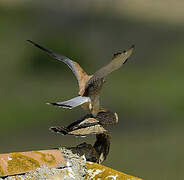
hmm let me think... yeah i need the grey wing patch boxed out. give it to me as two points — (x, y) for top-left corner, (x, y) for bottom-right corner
(68, 124), (107, 136)
(70, 117), (106, 136)
(67, 117), (106, 136)
(27, 40), (88, 87)
(48, 96), (91, 109)
(78, 117), (99, 126)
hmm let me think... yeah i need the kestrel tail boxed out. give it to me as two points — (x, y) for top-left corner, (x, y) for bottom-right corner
(93, 132), (111, 163)
(67, 132), (111, 163)
(27, 40), (134, 116)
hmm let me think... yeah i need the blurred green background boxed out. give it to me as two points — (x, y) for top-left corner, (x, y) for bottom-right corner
(0, 1), (184, 179)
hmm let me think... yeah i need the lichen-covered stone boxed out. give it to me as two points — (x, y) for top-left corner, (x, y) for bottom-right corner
(85, 162), (142, 180)
(0, 166), (5, 177)
(0, 149), (65, 177)
(0, 148), (87, 180)
(0, 166), (78, 180)
(7, 153), (40, 175)
(0, 148), (142, 180)
(33, 151), (56, 166)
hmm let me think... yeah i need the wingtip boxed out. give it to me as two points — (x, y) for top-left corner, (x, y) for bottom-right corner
(26, 40), (54, 56)
(49, 126), (58, 132)
(122, 44), (135, 54)
(27, 39), (34, 44)
(49, 126), (54, 130)
(46, 102), (51, 105)
(46, 102), (60, 106)
(49, 126), (68, 135)
(49, 127), (59, 133)
(48, 102), (59, 106)
(130, 44), (135, 50)
(47, 102), (73, 109)
(26, 40), (39, 47)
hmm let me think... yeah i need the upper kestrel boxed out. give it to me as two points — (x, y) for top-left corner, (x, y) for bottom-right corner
(27, 40), (134, 116)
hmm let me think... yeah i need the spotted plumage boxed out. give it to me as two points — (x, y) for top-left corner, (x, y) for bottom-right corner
(50, 109), (118, 137)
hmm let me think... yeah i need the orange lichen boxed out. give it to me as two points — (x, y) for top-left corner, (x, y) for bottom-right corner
(33, 151), (56, 166)
(0, 165), (5, 176)
(14, 176), (21, 180)
(7, 153), (40, 174)
(85, 162), (142, 180)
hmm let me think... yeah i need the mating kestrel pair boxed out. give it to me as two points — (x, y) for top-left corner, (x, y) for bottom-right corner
(28, 40), (134, 136)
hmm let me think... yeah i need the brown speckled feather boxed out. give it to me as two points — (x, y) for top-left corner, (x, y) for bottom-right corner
(50, 109), (118, 137)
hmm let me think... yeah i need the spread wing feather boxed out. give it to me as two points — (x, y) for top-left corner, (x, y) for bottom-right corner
(27, 40), (89, 89)
(86, 45), (134, 89)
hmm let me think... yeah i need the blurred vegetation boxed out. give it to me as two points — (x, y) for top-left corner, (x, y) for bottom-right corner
(0, 1), (184, 180)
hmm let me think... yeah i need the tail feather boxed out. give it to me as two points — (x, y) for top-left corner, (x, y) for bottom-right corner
(49, 126), (68, 135)
(48, 96), (90, 109)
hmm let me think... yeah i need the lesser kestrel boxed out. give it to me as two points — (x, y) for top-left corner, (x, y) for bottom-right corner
(28, 40), (134, 116)
(49, 109), (118, 137)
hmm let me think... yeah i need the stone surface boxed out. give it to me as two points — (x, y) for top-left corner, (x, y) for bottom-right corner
(0, 148), (86, 180)
(0, 148), (142, 180)
(0, 149), (65, 177)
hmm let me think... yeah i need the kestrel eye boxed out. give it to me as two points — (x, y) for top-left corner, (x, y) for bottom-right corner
(114, 113), (118, 123)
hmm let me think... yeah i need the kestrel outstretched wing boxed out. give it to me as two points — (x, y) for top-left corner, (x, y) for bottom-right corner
(50, 126), (68, 135)
(85, 45), (134, 88)
(27, 40), (91, 94)
(50, 118), (106, 137)
(68, 123), (106, 136)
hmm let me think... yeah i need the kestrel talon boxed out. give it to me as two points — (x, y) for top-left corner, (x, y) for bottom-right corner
(49, 109), (118, 137)
(27, 40), (134, 116)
